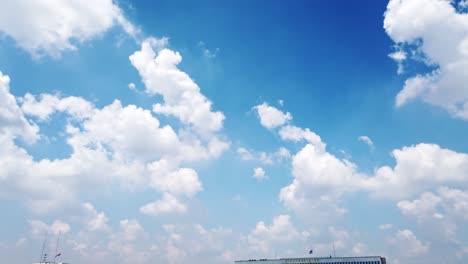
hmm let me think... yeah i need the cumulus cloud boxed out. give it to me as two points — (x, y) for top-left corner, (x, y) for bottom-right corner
(367, 144), (468, 199)
(397, 187), (468, 245)
(147, 159), (202, 197)
(278, 125), (325, 151)
(129, 38), (226, 136)
(388, 229), (430, 257)
(140, 193), (187, 215)
(20, 93), (94, 121)
(254, 104), (468, 223)
(247, 215), (300, 253)
(384, 0), (468, 120)
(30, 219), (70, 236)
(0, 71), (39, 143)
(254, 102), (292, 129)
(279, 140), (359, 221)
(0, 0), (138, 58)
(82, 203), (110, 232)
(0, 47), (225, 213)
(253, 167), (266, 181)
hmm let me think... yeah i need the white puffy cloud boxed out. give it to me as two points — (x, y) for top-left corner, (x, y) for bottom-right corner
(140, 193), (187, 215)
(107, 219), (150, 263)
(128, 83), (137, 92)
(0, 0), (138, 57)
(388, 229), (430, 257)
(30, 219), (70, 236)
(82, 203), (110, 232)
(384, 0), (468, 119)
(388, 50), (407, 61)
(281, 140), (468, 221)
(20, 93), (94, 121)
(253, 167), (266, 181)
(398, 192), (443, 220)
(254, 102), (292, 129)
(129, 39), (226, 136)
(276, 147), (291, 159)
(367, 144), (468, 199)
(117, 219), (146, 241)
(73, 100), (181, 163)
(358, 135), (374, 149)
(247, 215), (300, 253)
(147, 159), (202, 197)
(397, 187), (468, 245)
(268, 111), (468, 223)
(279, 125), (326, 151)
(279, 141), (358, 221)
(388, 50), (407, 74)
(0, 71), (39, 143)
(0, 61), (225, 213)
(161, 224), (233, 264)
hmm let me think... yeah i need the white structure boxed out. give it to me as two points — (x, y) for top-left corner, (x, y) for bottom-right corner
(235, 256), (386, 264)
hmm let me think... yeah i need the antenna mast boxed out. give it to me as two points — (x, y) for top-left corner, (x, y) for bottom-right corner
(333, 243), (336, 258)
(53, 232), (61, 263)
(39, 232), (48, 264)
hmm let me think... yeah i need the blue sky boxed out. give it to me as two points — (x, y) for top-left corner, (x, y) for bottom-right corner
(0, 1), (468, 264)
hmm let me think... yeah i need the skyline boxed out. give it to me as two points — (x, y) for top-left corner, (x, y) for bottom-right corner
(0, 0), (468, 264)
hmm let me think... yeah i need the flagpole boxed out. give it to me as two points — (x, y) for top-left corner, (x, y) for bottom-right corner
(39, 232), (48, 264)
(53, 232), (61, 263)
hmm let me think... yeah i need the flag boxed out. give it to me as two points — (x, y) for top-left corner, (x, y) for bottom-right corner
(55, 253), (61, 257)
(309, 250), (313, 254)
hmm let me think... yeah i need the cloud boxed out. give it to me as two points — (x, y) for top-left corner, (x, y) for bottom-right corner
(247, 215), (300, 253)
(254, 102), (292, 129)
(20, 93), (94, 121)
(460, 0), (468, 9)
(82, 203), (110, 232)
(161, 224), (234, 264)
(0, 0), (138, 58)
(388, 229), (430, 257)
(30, 219), (71, 236)
(0, 61), (225, 213)
(279, 140), (359, 221)
(107, 219), (150, 263)
(236, 147), (290, 164)
(253, 167), (266, 181)
(384, 0), (468, 120)
(397, 187), (468, 244)
(258, 104), (468, 222)
(147, 159), (202, 197)
(140, 193), (187, 215)
(281, 140), (468, 221)
(379, 224), (393, 230)
(128, 83), (137, 92)
(198, 41), (219, 58)
(388, 50), (407, 74)
(129, 38), (226, 136)
(278, 125), (326, 151)
(0, 71), (39, 143)
(358, 135), (374, 149)
(367, 143), (468, 199)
